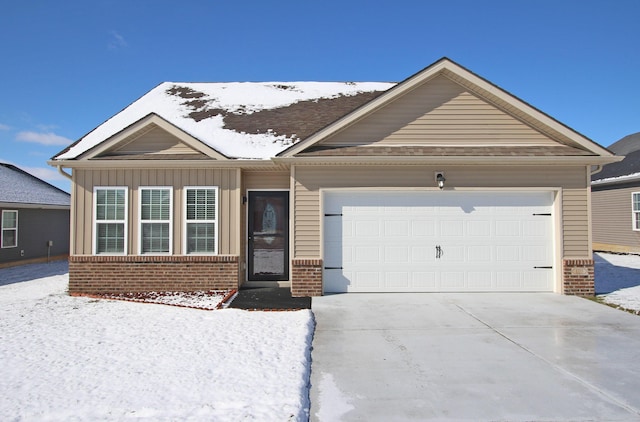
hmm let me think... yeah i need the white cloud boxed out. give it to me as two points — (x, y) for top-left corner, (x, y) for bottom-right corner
(22, 166), (71, 183)
(108, 30), (128, 50)
(16, 131), (72, 146)
(0, 123), (10, 130)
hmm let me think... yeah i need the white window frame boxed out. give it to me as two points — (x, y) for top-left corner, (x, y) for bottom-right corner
(93, 187), (128, 255)
(139, 186), (173, 255)
(632, 192), (640, 231)
(183, 186), (219, 255)
(1, 210), (18, 248)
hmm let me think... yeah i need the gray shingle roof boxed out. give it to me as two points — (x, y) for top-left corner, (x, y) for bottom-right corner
(591, 132), (640, 181)
(0, 164), (70, 207)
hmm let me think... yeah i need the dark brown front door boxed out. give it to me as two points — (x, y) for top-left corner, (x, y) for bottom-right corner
(248, 191), (289, 281)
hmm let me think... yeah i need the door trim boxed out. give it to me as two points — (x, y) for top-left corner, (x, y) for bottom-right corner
(246, 189), (290, 283)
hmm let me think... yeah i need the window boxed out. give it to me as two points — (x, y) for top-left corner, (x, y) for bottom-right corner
(633, 192), (640, 231)
(94, 187), (127, 254)
(1, 210), (18, 248)
(184, 187), (218, 254)
(140, 187), (172, 254)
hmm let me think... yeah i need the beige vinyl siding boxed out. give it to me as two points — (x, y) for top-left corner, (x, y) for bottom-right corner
(112, 126), (197, 155)
(593, 186), (640, 251)
(293, 165), (589, 258)
(72, 168), (240, 255)
(320, 75), (559, 148)
(562, 188), (590, 256)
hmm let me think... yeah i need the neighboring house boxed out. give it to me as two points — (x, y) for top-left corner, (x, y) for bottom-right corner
(592, 132), (640, 254)
(0, 163), (70, 268)
(50, 58), (619, 297)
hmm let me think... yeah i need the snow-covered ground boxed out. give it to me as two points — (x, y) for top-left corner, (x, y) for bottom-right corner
(1, 253), (639, 420)
(595, 252), (640, 313)
(0, 261), (314, 421)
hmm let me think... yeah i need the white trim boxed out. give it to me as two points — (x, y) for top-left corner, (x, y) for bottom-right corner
(138, 186), (173, 255)
(183, 186), (219, 255)
(320, 187), (561, 293)
(1, 209), (18, 249)
(631, 192), (640, 231)
(245, 189), (291, 283)
(92, 186), (128, 255)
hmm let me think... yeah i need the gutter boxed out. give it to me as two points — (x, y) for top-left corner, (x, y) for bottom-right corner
(56, 165), (73, 180)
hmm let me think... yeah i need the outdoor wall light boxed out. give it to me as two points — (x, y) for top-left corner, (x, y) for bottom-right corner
(435, 172), (446, 190)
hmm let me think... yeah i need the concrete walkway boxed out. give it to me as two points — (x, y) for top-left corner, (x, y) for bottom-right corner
(310, 293), (640, 421)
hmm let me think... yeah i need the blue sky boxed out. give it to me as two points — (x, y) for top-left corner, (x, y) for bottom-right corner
(1, 0), (638, 192)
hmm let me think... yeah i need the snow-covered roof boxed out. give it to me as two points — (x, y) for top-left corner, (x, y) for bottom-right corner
(592, 132), (640, 184)
(0, 164), (70, 207)
(54, 81), (395, 160)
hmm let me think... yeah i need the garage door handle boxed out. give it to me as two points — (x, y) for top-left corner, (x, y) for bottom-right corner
(436, 245), (443, 259)
(534, 266), (552, 269)
(324, 266), (343, 270)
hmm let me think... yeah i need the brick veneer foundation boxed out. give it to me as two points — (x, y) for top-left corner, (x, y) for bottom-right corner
(562, 258), (595, 296)
(291, 258), (323, 297)
(68, 255), (239, 294)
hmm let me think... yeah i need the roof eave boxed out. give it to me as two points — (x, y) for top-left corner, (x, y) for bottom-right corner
(48, 158), (282, 170)
(273, 155), (621, 166)
(0, 201), (70, 209)
(592, 173), (640, 187)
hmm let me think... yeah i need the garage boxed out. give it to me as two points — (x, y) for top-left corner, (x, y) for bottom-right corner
(323, 190), (555, 293)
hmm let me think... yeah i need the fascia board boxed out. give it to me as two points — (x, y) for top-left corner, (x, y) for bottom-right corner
(47, 159), (279, 170)
(273, 155), (622, 166)
(77, 114), (229, 161)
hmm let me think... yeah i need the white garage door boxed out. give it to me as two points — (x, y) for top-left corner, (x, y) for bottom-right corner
(323, 191), (554, 293)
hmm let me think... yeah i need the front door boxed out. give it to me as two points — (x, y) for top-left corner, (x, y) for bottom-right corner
(248, 191), (289, 281)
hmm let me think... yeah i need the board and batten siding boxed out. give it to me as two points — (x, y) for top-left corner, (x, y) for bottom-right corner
(592, 185), (640, 252)
(72, 168), (241, 255)
(112, 126), (195, 155)
(293, 165), (590, 258)
(320, 75), (559, 147)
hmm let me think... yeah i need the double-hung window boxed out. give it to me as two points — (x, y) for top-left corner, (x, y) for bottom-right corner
(1, 210), (18, 248)
(633, 192), (640, 231)
(184, 187), (218, 254)
(140, 187), (172, 254)
(94, 187), (127, 254)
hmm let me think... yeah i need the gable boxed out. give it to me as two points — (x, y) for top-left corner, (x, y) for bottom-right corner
(98, 124), (208, 159)
(281, 58), (616, 160)
(307, 75), (579, 151)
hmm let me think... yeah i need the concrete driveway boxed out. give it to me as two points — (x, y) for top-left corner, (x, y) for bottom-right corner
(309, 293), (640, 421)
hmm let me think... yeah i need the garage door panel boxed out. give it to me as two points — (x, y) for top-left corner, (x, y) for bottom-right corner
(440, 272), (465, 289)
(411, 219), (436, 236)
(354, 246), (380, 263)
(385, 272), (409, 288)
(354, 220), (379, 236)
(496, 246), (520, 262)
(495, 220), (521, 236)
(467, 245), (492, 262)
(323, 190), (554, 293)
(467, 272), (493, 289)
(384, 246), (410, 263)
(384, 220), (409, 236)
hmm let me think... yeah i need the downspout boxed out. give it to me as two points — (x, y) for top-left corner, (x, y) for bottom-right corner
(590, 164), (603, 176)
(57, 165), (72, 180)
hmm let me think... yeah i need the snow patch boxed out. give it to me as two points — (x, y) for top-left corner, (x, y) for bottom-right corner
(0, 262), (314, 421)
(55, 81), (394, 160)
